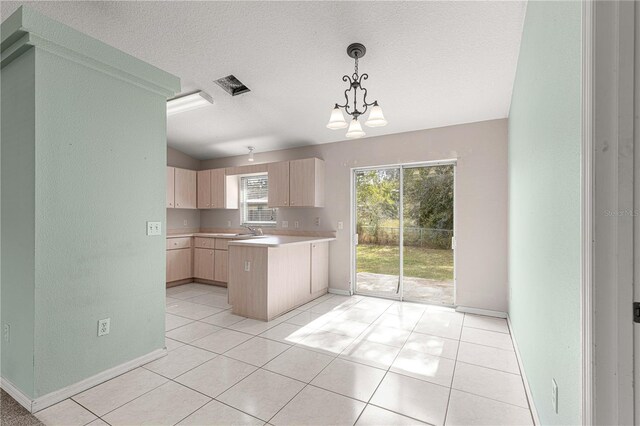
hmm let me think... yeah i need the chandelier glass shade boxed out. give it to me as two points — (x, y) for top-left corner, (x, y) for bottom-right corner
(326, 43), (387, 138)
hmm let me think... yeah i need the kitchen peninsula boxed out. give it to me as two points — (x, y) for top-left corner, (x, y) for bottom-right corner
(228, 236), (336, 321)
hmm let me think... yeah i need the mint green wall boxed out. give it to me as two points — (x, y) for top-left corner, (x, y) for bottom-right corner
(32, 48), (169, 397)
(1, 7), (179, 400)
(508, 1), (581, 425)
(1, 47), (36, 397)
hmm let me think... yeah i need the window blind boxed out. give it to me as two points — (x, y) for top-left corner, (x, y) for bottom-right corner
(240, 175), (277, 225)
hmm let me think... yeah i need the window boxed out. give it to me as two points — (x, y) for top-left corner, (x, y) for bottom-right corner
(240, 174), (277, 226)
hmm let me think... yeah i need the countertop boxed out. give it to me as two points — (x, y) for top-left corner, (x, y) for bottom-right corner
(227, 235), (336, 248)
(166, 233), (257, 239)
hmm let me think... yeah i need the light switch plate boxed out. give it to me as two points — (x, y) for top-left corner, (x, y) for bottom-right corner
(98, 318), (110, 336)
(338, 221), (344, 230)
(282, 221), (288, 228)
(146, 221), (162, 236)
(294, 221), (300, 229)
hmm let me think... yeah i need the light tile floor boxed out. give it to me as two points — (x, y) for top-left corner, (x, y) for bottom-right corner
(35, 283), (534, 426)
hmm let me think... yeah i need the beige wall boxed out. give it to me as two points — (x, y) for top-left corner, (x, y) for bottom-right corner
(197, 119), (509, 312)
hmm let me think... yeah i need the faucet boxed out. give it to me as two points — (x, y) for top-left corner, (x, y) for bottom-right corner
(242, 225), (263, 236)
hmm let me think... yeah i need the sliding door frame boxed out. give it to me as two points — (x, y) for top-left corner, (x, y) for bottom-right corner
(350, 159), (457, 305)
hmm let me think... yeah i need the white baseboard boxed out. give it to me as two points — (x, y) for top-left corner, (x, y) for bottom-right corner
(328, 288), (351, 296)
(455, 305), (507, 318)
(0, 377), (33, 412)
(507, 316), (541, 426)
(1, 348), (167, 413)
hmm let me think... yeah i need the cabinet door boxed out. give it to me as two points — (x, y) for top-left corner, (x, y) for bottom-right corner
(167, 248), (192, 282)
(289, 158), (315, 207)
(166, 167), (175, 208)
(197, 170), (211, 208)
(267, 161), (290, 207)
(210, 168), (226, 208)
(214, 249), (228, 283)
(175, 168), (197, 209)
(310, 242), (329, 293)
(193, 248), (215, 280)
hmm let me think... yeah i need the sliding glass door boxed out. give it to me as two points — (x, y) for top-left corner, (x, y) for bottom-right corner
(353, 162), (455, 305)
(354, 167), (401, 299)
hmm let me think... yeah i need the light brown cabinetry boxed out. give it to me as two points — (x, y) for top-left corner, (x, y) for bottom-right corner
(166, 167), (175, 208)
(289, 158), (325, 207)
(266, 158), (325, 208)
(197, 168), (238, 209)
(310, 242), (329, 293)
(194, 248), (215, 280)
(214, 250), (228, 282)
(179, 236), (231, 284)
(167, 167), (197, 209)
(267, 162), (290, 207)
(166, 239), (192, 283)
(228, 239), (331, 321)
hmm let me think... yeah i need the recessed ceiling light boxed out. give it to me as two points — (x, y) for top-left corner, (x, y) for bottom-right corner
(214, 75), (251, 96)
(167, 91), (213, 115)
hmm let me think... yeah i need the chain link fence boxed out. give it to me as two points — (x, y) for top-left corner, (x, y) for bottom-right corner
(356, 224), (453, 249)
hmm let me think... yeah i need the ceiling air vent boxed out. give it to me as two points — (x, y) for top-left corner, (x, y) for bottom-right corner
(214, 75), (250, 96)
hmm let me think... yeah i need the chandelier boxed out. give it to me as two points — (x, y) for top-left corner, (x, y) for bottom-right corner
(326, 43), (387, 138)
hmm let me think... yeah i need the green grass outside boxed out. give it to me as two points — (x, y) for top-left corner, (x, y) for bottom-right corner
(357, 244), (454, 282)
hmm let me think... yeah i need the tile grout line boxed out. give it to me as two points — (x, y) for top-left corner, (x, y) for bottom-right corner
(442, 312), (466, 426)
(55, 290), (528, 426)
(352, 301), (427, 425)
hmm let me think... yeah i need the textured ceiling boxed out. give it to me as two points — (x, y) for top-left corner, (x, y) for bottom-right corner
(1, 1), (527, 160)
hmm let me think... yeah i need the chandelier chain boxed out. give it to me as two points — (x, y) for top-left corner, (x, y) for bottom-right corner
(354, 55), (359, 76)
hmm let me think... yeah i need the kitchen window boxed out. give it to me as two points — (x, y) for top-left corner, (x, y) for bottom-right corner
(240, 174), (277, 226)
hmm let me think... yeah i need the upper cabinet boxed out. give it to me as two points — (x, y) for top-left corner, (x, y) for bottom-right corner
(166, 167), (175, 208)
(266, 158), (324, 208)
(267, 161), (290, 207)
(197, 168), (238, 209)
(289, 158), (325, 207)
(167, 167), (196, 209)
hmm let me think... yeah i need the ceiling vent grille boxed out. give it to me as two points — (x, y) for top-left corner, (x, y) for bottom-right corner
(214, 75), (250, 96)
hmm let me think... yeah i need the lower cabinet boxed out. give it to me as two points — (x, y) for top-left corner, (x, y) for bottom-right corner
(194, 248), (215, 281)
(310, 242), (329, 293)
(214, 249), (228, 282)
(166, 248), (192, 282)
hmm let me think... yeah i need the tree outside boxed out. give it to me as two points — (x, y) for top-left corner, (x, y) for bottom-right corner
(355, 165), (454, 289)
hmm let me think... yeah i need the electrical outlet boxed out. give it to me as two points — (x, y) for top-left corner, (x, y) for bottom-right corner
(315, 217), (320, 227)
(282, 221), (288, 228)
(338, 221), (344, 230)
(183, 219), (188, 226)
(3, 324), (10, 343)
(294, 221), (300, 229)
(551, 379), (558, 413)
(244, 261), (251, 272)
(98, 318), (110, 337)
(146, 221), (162, 236)
(227, 220), (232, 228)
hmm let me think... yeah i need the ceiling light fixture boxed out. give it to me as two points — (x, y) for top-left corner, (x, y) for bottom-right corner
(247, 146), (255, 162)
(166, 91), (213, 115)
(326, 43), (387, 138)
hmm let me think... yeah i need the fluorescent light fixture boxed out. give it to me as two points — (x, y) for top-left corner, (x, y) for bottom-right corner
(248, 146), (255, 162)
(167, 91), (213, 115)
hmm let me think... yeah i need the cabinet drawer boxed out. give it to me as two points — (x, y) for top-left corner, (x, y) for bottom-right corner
(195, 237), (215, 248)
(214, 238), (230, 250)
(167, 237), (191, 250)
